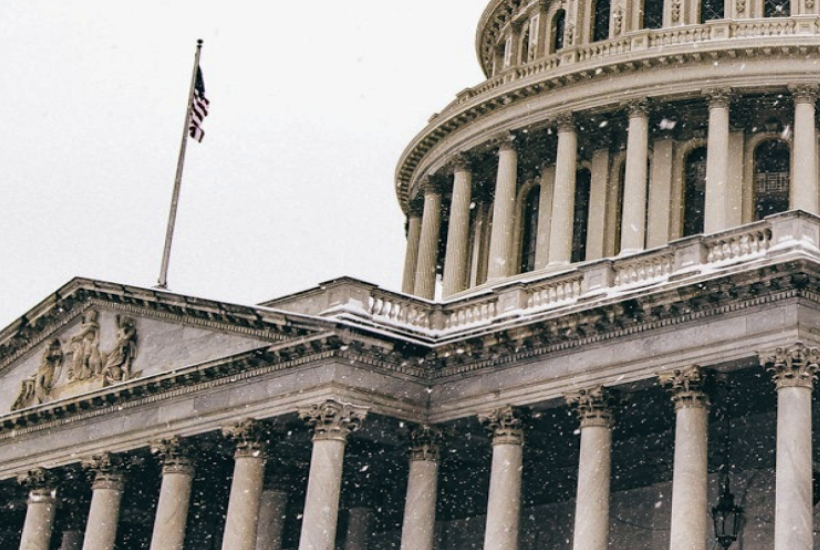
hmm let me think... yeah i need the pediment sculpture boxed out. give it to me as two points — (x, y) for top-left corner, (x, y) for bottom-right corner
(11, 310), (141, 411)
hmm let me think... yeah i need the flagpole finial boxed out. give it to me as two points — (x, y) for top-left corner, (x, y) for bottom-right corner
(197, 39), (203, 47)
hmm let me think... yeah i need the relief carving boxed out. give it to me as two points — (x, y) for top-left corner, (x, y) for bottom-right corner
(11, 310), (140, 411)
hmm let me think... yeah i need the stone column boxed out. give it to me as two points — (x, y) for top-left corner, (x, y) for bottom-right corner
(401, 203), (424, 295)
(400, 426), (443, 550)
(414, 179), (443, 299)
(761, 344), (820, 550)
(704, 88), (732, 234)
(487, 135), (519, 280)
(620, 99), (650, 254)
(534, 166), (556, 270)
(586, 142), (613, 260)
(256, 472), (290, 550)
(443, 155), (474, 298)
(790, 84), (820, 214)
(81, 454), (125, 550)
(18, 468), (59, 550)
(478, 406), (526, 550)
(566, 386), (616, 550)
(659, 366), (712, 550)
(150, 437), (196, 550)
(343, 506), (374, 550)
(297, 400), (367, 550)
(548, 114), (578, 266)
(221, 419), (271, 550)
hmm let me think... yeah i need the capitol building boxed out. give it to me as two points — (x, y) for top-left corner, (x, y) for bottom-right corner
(5, 0), (820, 549)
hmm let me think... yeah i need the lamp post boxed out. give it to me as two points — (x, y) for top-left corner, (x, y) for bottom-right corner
(711, 384), (743, 549)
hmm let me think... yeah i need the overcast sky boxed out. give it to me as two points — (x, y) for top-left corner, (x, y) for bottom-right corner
(0, 1), (490, 328)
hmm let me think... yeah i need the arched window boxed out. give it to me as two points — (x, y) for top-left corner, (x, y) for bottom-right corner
(700, 0), (724, 22)
(754, 140), (790, 220)
(551, 10), (566, 53)
(521, 27), (531, 63)
(572, 169), (592, 263)
(520, 187), (541, 273)
(593, 0), (612, 42)
(683, 147), (707, 236)
(642, 0), (664, 28)
(764, 0), (789, 16)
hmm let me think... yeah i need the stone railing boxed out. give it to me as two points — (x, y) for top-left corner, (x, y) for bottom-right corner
(453, 17), (820, 108)
(266, 212), (820, 339)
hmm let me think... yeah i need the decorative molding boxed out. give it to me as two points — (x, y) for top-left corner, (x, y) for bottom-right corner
(555, 113), (576, 133)
(623, 98), (650, 118)
(760, 343), (820, 389)
(298, 399), (367, 442)
(789, 83), (820, 104)
(450, 153), (473, 173)
(704, 87), (734, 109)
(658, 365), (711, 409)
(671, 0), (681, 22)
(222, 418), (272, 458)
(478, 405), (526, 445)
(565, 386), (616, 428)
(408, 424), (444, 462)
(151, 436), (196, 476)
(18, 467), (59, 499)
(82, 453), (126, 491)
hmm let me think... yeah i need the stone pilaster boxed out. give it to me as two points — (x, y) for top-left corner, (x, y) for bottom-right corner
(297, 400), (367, 550)
(621, 99), (650, 254)
(659, 366), (712, 550)
(149, 437), (196, 550)
(256, 471), (290, 550)
(221, 419), (271, 550)
(790, 84), (820, 214)
(18, 468), (59, 550)
(443, 154), (474, 297)
(81, 454), (125, 550)
(487, 134), (519, 280)
(548, 114), (579, 266)
(414, 178), (444, 299)
(478, 406), (526, 550)
(761, 344), (820, 550)
(400, 425), (443, 550)
(566, 386), (616, 550)
(704, 88), (733, 234)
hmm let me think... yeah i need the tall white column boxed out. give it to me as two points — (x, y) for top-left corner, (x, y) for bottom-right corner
(150, 437), (196, 550)
(548, 115), (578, 266)
(761, 344), (819, 550)
(443, 155), (474, 298)
(704, 88), (732, 234)
(82, 454), (125, 550)
(401, 205), (423, 295)
(18, 468), (58, 550)
(586, 144), (612, 260)
(534, 166), (556, 270)
(487, 135), (519, 280)
(566, 386), (616, 550)
(790, 85), (820, 214)
(256, 476), (289, 550)
(400, 426), (443, 550)
(221, 420), (270, 550)
(343, 507), (374, 550)
(659, 366), (711, 550)
(414, 179), (443, 299)
(620, 99), (650, 254)
(298, 400), (367, 550)
(478, 406), (525, 550)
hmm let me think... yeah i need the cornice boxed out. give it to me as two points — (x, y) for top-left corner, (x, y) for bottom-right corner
(397, 35), (820, 208)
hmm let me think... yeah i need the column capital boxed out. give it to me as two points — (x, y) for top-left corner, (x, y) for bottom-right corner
(658, 365), (712, 409)
(565, 386), (617, 428)
(151, 436), (196, 475)
(789, 83), (820, 104)
(450, 153), (473, 173)
(760, 343), (820, 389)
(408, 424), (444, 462)
(17, 467), (58, 500)
(478, 405), (527, 446)
(298, 399), (368, 442)
(420, 176), (445, 196)
(492, 132), (518, 153)
(623, 98), (650, 118)
(222, 418), (272, 458)
(703, 87), (734, 109)
(554, 112), (576, 133)
(82, 453), (126, 491)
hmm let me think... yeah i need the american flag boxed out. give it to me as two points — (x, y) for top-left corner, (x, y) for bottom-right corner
(188, 66), (209, 142)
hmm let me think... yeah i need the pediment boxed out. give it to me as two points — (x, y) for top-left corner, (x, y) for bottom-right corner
(0, 279), (329, 414)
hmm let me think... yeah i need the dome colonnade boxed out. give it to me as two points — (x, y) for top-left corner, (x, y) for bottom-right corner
(398, 0), (820, 299)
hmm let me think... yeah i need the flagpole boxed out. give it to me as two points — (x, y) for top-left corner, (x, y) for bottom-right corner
(156, 39), (203, 290)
